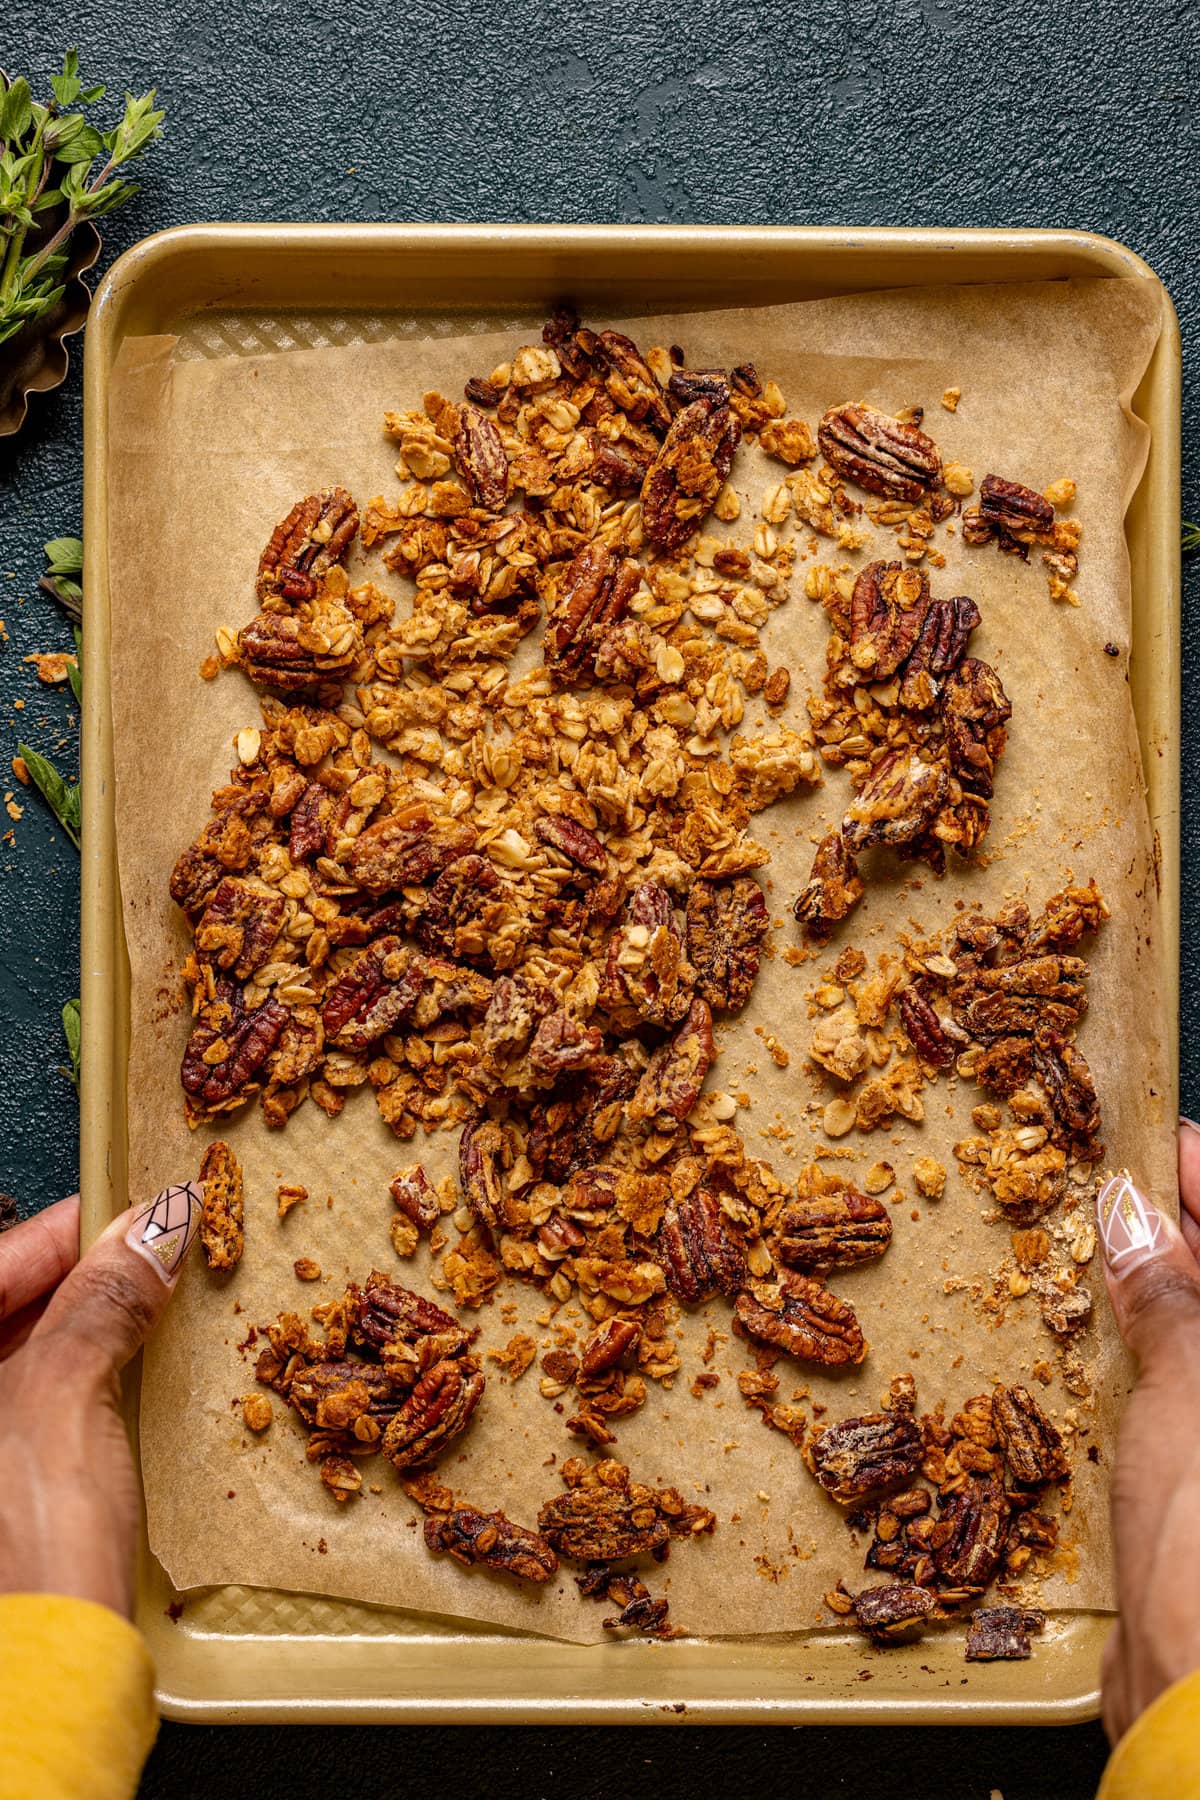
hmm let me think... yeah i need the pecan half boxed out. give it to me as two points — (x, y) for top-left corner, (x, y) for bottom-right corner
(1031, 1028), (1100, 1140)
(287, 782), (332, 861)
(182, 985), (288, 1115)
(354, 1270), (474, 1364)
(534, 813), (607, 874)
(169, 796), (268, 916)
(627, 998), (714, 1126)
(289, 1361), (398, 1429)
(199, 1139), (244, 1270)
(818, 403), (941, 502)
(952, 952), (1088, 1039)
(793, 831), (864, 933)
(538, 1459), (713, 1563)
(597, 329), (672, 433)
(529, 1010), (605, 1076)
(941, 657), (1011, 798)
(774, 1190), (892, 1272)
(321, 938), (428, 1049)
(545, 542), (641, 678)
(579, 1317), (642, 1379)
(424, 1507), (558, 1582)
(965, 1605), (1045, 1662)
(194, 877), (286, 979)
(413, 854), (501, 958)
(841, 749), (948, 855)
(850, 1582), (936, 1643)
(459, 1116), (507, 1239)
(454, 404), (509, 510)
(480, 974), (555, 1063)
(525, 1057), (639, 1183)
(848, 561), (932, 680)
(641, 396), (741, 552)
(991, 1384), (1070, 1486)
(931, 1476), (1011, 1591)
(962, 474), (1055, 549)
(668, 367), (731, 406)
(657, 1183), (748, 1303)
(238, 598), (362, 691)
(390, 1166), (440, 1233)
(685, 877), (768, 1011)
(896, 593), (981, 710)
(604, 881), (693, 1027)
(898, 986), (960, 1069)
(734, 1272), (866, 1367)
(349, 815), (479, 895)
(381, 1359), (486, 1471)
(257, 487), (359, 603)
(808, 1411), (924, 1506)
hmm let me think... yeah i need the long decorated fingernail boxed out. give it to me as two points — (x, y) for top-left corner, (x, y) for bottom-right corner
(125, 1183), (203, 1285)
(1096, 1171), (1171, 1273)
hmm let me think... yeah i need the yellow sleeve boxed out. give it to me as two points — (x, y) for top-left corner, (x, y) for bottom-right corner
(1099, 1670), (1200, 1798)
(0, 1594), (157, 1800)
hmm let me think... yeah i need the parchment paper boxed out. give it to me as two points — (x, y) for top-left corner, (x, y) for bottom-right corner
(108, 277), (1171, 1642)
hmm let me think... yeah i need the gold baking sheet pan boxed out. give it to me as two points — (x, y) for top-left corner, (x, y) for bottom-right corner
(81, 225), (1180, 1723)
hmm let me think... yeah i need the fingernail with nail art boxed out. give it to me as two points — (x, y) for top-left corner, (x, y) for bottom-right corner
(125, 1183), (203, 1285)
(1096, 1171), (1172, 1273)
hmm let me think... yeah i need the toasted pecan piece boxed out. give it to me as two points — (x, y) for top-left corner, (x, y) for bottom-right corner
(992, 1383), (1070, 1485)
(808, 1410), (924, 1505)
(424, 1507), (558, 1583)
(734, 1271), (866, 1367)
(818, 403), (941, 502)
(198, 1140), (244, 1270)
(641, 396), (741, 551)
(965, 1605), (1045, 1661)
(774, 1189), (892, 1273)
(257, 487), (359, 603)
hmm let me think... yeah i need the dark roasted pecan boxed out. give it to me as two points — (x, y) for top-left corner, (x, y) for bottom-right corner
(991, 1384), (1070, 1486)
(841, 748), (949, 855)
(941, 657), (1011, 798)
(354, 1270), (474, 1364)
(349, 815), (479, 895)
(808, 1411), (924, 1505)
(589, 437), (651, 491)
(685, 877), (768, 1011)
(577, 1565), (671, 1636)
(289, 1361), (398, 1429)
(381, 1359), (486, 1470)
(962, 474), (1055, 549)
(657, 1183), (748, 1303)
(850, 1582), (936, 1642)
(321, 938), (428, 1049)
(525, 1057), (639, 1182)
(793, 831), (864, 933)
(952, 952), (1089, 1039)
(538, 1459), (714, 1563)
(257, 487), (359, 603)
(545, 542), (642, 677)
(1031, 1028), (1100, 1139)
(390, 1166), (441, 1232)
(668, 367), (730, 406)
(169, 795), (268, 915)
(534, 813), (607, 874)
(604, 881), (693, 1027)
(480, 973), (555, 1063)
(641, 396), (741, 552)
(194, 877), (286, 979)
(199, 1139), (244, 1270)
(529, 1010), (605, 1076)
(1028, 881), (1109, 951)
(464, 375), (501, 408)
(454, 404), (509, 510)
(897, 593), (981, 710)
(848, 561), (932, 680)
(627, 997), (714, 1126)
(424, 1507), (559, 1582)
(182, 985), (288, 1115)
(238, 601), (361, 691)
(579, 1317), (642, 1379)
(596, 329), (672, 433)
(898, 985), (961, 1069)
(774, 1190), (892, 1272)
(413, 854), (501, 958)
(818, 403), (941, 502)
(931, 1477), (1011, 1591)
(734, 1272), (866, 1367)
(459, 1116), (507, 1238)
(965, 1605), (1046, 1662)
(288, 781), (332, 861)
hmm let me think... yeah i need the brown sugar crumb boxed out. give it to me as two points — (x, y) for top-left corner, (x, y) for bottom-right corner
(941, 387), (961, 412)
(293, 1257), (321, 1281)
(911, 1157), (946, 1200)
(23, 650), (76, 685)
(198, 1140), (244, 1270)
(199, 654), (221, 681)
(488, 1332), (538, 1381)
(10, 756), (28, 786)
(276, 1182), (307, 1219)
(241, 1393), (273, 1432)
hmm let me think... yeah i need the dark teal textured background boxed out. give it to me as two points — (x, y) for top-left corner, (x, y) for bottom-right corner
(1, 0), (1196, 1792)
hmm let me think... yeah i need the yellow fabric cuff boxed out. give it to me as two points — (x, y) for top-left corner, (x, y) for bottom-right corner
(0, 1593), (157, 1800)
(1099, 1670), (1200, 1798)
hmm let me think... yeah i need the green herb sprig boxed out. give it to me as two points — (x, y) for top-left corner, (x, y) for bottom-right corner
(0, 50), (164, 347)
(40, 534), (83, 621)
(17, 740), (80, 848)
(60, 997), (81, 1091)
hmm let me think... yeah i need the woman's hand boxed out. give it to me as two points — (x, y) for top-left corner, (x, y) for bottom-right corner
(0, 1184), (200, 1618)
(1099, 1124), (1200, 1743)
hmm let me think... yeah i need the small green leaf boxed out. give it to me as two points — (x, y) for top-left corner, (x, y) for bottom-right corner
(61, 997), (81, 1092)
(45, 536), (83, 575)
(0, 77), (33, 143)
(67, 624), (83, 703)
(16, 742), (81, 849)
(1184, 521), (1200, 556)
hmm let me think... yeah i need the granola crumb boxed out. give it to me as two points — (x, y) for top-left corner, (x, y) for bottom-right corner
(912, 1157), (946, 1200)
(940, 387), (961, 412)
(241, 1393), (273, 1432)
(276, 1182), (307, 1219)
(293, 1257), (321, 1281)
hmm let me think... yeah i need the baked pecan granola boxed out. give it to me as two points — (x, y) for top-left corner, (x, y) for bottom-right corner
(198, 1138), (244, 1269)
(423, 1506), (558, 1582)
